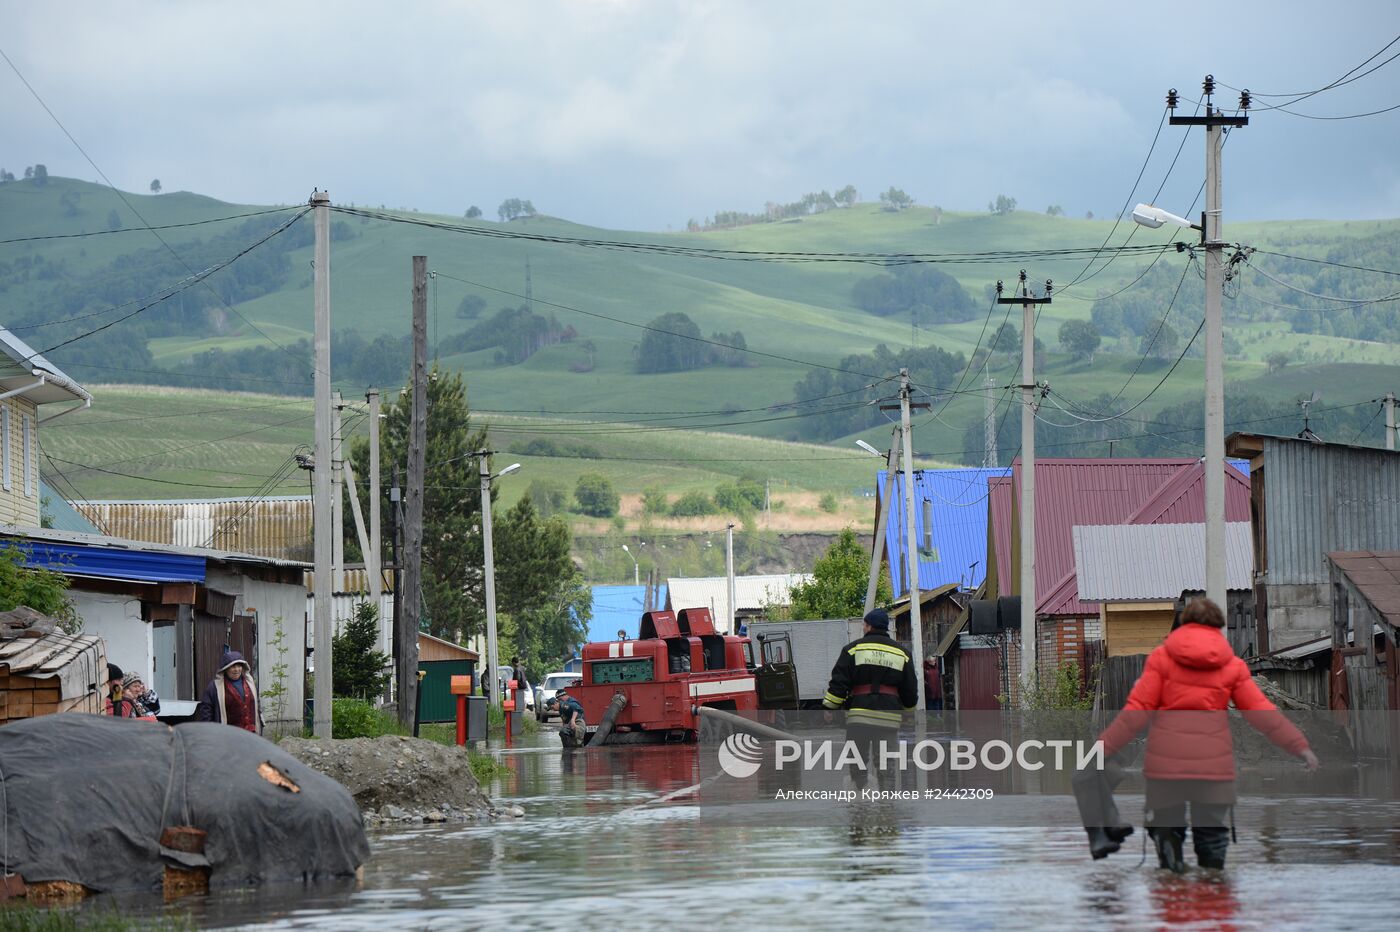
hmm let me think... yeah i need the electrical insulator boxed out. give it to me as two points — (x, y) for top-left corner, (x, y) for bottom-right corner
(1203, 74), (1215, 97)
(1167, 88), (1179, 110)
(995, 280), (1003, 296)
(1239, 88), (1251, 110)
(1044, 279), (1054, 296)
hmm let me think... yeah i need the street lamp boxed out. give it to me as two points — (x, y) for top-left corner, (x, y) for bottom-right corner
(621, 544), (639, 586)
(478, 455), (523, 707)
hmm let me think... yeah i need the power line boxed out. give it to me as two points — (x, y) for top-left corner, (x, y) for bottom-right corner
(59, 361), (313, 388)
(44, 397), (312, 429)
(1251, 248), (1400, 278)
(1217, 35), (1400, 109)
(0, 206), (305, 246)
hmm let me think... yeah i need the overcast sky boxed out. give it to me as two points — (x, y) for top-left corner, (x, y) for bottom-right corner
(5, 1), (1399, 230)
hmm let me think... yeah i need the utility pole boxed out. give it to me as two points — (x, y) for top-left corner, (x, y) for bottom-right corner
(399, 256), (428, 727)
(725, 523), (737, 634)
(1386, 392), (1396, 451)
(998, 272), (1051, 696)
(310, 190), (333, 739)
(864, 426), (902, 616)
(983, 374), (998, 468)
(332, 390), (345, 596)
(1169, 77), (1248, 610)
(367, 388), (382, 655)
(390, 465), (402, 702)
(479, 451), (501, 707)
(897, 369), (929, 709)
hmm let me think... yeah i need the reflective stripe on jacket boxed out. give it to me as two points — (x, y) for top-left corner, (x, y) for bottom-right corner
(822, 634), (919, 728)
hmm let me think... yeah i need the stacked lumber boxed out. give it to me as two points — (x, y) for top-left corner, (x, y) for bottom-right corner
(1, 610), (105, 724)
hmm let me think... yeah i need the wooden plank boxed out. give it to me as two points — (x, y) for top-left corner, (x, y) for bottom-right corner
(9, 692), (33, 717)
(161, 582), (198, 605)
(33, 701), (59, 717)
(33, 685), (61, 703)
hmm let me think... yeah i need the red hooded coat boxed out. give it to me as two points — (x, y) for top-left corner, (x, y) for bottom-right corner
(1099, 623), (1310, 780)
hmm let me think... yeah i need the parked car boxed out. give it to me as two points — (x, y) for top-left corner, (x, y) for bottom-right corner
(535, 671), (580, 722)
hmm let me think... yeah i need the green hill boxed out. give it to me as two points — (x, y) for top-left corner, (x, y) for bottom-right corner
(6, 175), (1400, 500)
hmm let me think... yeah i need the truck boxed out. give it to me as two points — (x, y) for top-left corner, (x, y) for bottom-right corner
(744, 618), (864, 708)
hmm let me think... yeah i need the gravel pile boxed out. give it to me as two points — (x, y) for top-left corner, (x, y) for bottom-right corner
(280, 735), (524, 826)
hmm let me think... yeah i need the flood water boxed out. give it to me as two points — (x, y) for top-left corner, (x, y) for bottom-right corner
(81, 731), (1400, 929)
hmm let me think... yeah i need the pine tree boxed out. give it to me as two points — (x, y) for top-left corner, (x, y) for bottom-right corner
(332, 601), (391, 699)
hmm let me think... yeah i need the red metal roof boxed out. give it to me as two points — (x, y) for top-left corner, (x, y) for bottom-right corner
(991, 459), (1252, 617)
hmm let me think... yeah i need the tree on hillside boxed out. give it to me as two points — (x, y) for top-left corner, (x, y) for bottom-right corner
(23, 167), (33, 180)
(852, 265), (978, 324)
(31, 165), (48, 185)
(834, 184), (859, 207)
(1266, 350), (1291, 374)
(495, 494), (576, 670)
(1139, 322), (1181, 359)
(636, 311), (707, 373)
(1058, 319), (1101, 362)
(455, 294), (487, 319)
(465, 205), (482, 219)
(988, 194), (1016, 215)
(0, 169), (15, 183)
(498, 198), (537, 221)
(878, 187), (914, 211)
(989, 320), (1020, 355)
(783, 528), (892, 620)
(1046, 204), (1063, 217)
(106, 209), (122, 231)
(575, 473), (619, 517)
(149, 179), (162, 194)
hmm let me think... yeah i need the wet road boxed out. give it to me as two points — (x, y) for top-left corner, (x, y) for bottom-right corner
(83, 733), (1400, 929)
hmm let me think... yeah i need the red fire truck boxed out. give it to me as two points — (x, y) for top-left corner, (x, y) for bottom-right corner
(567, 607), (796, 743)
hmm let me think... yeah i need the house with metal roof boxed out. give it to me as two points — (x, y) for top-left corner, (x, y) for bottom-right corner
(1325, 551), (1400, 758)
(876, 467), (1011, 598)
(666, 573), (811, 633)
(2, 525), (307, 733)
(1227, 433), (1400, 656)
(80, 496), (312, 560)
(0, 325), (90, 528)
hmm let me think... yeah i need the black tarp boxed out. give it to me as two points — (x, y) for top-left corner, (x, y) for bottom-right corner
(0, 715), (368, 892)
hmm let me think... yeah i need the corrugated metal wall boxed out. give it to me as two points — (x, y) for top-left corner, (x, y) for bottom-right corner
(79, 498), (312, 560)
(1263, 439), (1400, 585)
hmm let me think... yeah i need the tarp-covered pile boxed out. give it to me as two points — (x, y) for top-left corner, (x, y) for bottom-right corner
(0, 715), (368, 892)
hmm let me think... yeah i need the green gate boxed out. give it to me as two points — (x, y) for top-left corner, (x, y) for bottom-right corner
(418, 659), (476, 723)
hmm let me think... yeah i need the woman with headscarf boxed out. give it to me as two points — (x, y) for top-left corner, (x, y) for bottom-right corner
(196, 649), (262, 734)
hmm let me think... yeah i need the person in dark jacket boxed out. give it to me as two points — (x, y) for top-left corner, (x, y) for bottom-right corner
(103, 663), (140, 718)
(556, 687), (587, 749)
(122, 671), (160, 717)
(1099, 598), (1318, 871)
(821, 608), (918, 787)
(197, 650), (261, 734)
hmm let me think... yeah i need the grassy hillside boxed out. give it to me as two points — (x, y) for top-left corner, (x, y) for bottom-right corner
(7, 176), (1400, 499)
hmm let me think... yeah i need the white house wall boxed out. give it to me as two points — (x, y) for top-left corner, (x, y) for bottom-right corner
(304, 593), (395, 669)
(205, 566), (308, 735)
(72, 590), (149, 685)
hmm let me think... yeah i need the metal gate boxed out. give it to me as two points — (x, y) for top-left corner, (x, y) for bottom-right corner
(418, 659), (476, 723)
(957, 647), (1002, 710)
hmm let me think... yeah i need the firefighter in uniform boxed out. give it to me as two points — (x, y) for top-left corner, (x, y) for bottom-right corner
(822, 608), (919, 787)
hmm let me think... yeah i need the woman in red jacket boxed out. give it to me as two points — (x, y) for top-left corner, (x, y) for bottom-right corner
(1099, 598), (1319, 871)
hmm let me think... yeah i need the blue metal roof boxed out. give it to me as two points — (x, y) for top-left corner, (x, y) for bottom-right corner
(12, 540), (205, 583)
(587, 584), (667, 643)
(878, 467), (1009, 598)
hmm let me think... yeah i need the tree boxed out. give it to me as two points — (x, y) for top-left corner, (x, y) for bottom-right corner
(331, 601), (391, 698)
(1046, 204), (1063, 217)
(1058, 319), (1102, 362)
(988, 194), (1017, 215)
(149, 179), (162, 194)
(878, 187), (913, 211)
(785, 528), (891, 620)
(0, 169), (14, 183)
(106, 209), (122, 231)
(0, 545), (80, 633)
(989, 321), (1020, 355)
(526, 479), (568, 518)
(465, 205), (482, 219)
(23, 166), (33, 180)
(495, 494), (575, 669)
(1266, 350), (1291, 374)
(834, 185), (858, 207)
(575, 473), (619, 517)
(497, 198), (538, 222)
(1139, 322), (1181, 359)
(348, 366), (490, 642)
(1085, 210), (1095, 220)
(669, 490), (715, 517)
(636, 312), (706, 373)
(31, 164), (47, 185)
(641, 486), (669, 515)
(506, 569), (590, 678)
(455, 294), (487, 319)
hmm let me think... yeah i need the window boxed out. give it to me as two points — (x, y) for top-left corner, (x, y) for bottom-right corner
(1, 406), (9, 491)
(22, 414), (32, 497)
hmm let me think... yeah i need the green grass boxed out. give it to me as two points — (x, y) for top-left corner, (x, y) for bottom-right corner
(0, 906), (192, 931)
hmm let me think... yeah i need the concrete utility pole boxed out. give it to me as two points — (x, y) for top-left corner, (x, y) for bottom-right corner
(984, 374), (998, 468)
(863, 426), (902, 617)
(1386, 392), (1396, 451)
(367, 388), (383, 654)
(399, 256), (428, 727)
(310, 190), (333, 739)
(478, 451), (501, 707)
(898, 369), (928, 710)
(1169, 78), (1248, 610)
(998, 272), (1051, 695)
(725, 523), (737, 633)
(332, 390), (345, 596)
(390, 465), (403, 699)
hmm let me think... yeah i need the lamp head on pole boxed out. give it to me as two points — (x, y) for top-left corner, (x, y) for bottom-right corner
(1131, 203), (1200, 232)
(855, 439), (882, 457)
(496, 463), (522, 479)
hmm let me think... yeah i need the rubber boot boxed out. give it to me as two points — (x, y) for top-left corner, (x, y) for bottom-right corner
(1086, 827), (1121, 860)
(1193, 826), (1229, 869)
(1149, 827), (1187, 873)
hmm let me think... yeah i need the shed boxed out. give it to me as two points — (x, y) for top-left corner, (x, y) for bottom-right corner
(665, 573), (811, 633)
(1073, 522), (1254, 658)
(416, 633), (479, 724)
(0, 608), (106, 722)
(1227, 433), (1400, 655)
(1326, 551), (1400, 759)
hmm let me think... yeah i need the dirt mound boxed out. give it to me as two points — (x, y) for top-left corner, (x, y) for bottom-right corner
(280, 735), (514, 825)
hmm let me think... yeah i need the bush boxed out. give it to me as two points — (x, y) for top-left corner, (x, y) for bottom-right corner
(527, 479), (568, 518)
(331, 698), (395, 739)
(818, 493), (839, 513)
(641, 486), (669, 515)
(575, 473), (619, 517)
(669, 490), (716, 517)
(714, 483), (755, 515)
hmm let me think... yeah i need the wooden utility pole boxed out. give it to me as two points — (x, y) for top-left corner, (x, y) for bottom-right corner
(863, 426), (901, 617)
(399, 257), (428, 727)
(998, 271), (1051, 697)
(367, 388), (383, 653)
(310, 190), (333, 739)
